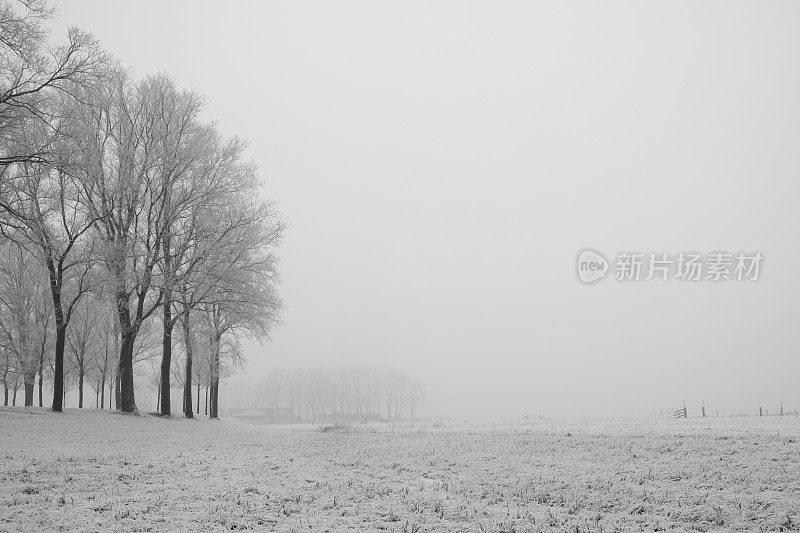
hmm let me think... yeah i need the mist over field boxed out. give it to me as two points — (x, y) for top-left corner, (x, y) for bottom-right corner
(44, 1), (800, 420)
(2, 2), (800, 531)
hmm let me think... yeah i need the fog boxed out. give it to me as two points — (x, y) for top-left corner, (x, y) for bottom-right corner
(53, 1), (800, 420)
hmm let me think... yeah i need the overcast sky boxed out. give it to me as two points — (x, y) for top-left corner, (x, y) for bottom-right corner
(52, 1), (800, 420)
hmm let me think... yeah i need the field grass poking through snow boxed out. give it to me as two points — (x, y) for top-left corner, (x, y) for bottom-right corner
(1, 408), (799, 532)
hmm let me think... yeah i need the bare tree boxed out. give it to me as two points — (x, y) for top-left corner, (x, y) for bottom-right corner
(78, 73), (168, 413)
(201, 224), (283, 420)
(8, 370), (20, 405)
(2, 6), (286, 418)
(0, 81), (115, 411)
(174, 151), (285, 419)
(258, 367), (424, 424)
(169, 132), (284, 418)
(1, 347), (12, 405)
(87, 297), (116, 409)
(144, 74), (206, 417)
(407, 378), (427, 422)
(262, 370), (283, 422)
(0, 0), (105, 166)
(0, 243), (50, 406)
(392, 374), (406, 420)
(65, 297), (97, 408)
(178, 307), (202, 417)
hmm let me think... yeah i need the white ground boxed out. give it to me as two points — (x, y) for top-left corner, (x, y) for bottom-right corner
(1, 408), (799, 532)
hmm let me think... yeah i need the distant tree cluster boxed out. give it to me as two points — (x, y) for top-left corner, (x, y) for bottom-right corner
(0, 0), (284, 417)
(260, 367), (427, 423)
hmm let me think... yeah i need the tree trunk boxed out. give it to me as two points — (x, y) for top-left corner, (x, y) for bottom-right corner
(12, 375), (21, 406)
(112, 315), (119, 410)
(51, 324), (67, 412)
(117, 322), (138, 413)
(113, 286), (141, 414)
(24, 382), (34, 407)
(46, 256), (67, 413)
(3, 382), (8, 406)
(160, 318), (173, 416)
(78, 371), (84, 408)
(159, 210), (173, 416)
(181, 312), (194, 418)
(23, 371), (35, 407)
(209, 335), (221, 419)
(100, 373), (106, 409)
(210, 379), (219, 419)
(204, 385), (208, 416)
(196, 382), (200, 415)
(115, 370), (120, 408)
(38, 355), (44, 407)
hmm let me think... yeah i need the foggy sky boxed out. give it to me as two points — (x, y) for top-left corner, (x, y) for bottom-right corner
(52, 1), (800, 419)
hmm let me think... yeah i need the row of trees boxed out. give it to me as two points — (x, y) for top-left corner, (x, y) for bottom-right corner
(0, 256), (220, 414)
(260, 367), (427, 423)
(0, 0), (284, 417)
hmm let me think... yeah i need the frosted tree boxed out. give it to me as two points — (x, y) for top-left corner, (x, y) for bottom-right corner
(175, 155), (285, 418)
(0, 243), (51, 406)
(0, 0), (105, 166)
(2, 5), (286, 417)
(199, 199), (283, 419)
(1, 344), (12, 405)
(77, 73), (173, 413)
(65, 297), (98, 408)
(162, 120), (272, 417)
(0, 86), (110, 412)
(143, 74), (206, 417)
(87, 297), (117, 409)
(406, 378), (427, 422)
(262, 370), (284, 422)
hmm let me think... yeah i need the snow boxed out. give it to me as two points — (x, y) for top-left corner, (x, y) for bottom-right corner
(1, 408), (799, 532)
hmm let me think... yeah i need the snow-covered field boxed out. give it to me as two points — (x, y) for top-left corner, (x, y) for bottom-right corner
(1, 408), (799, 532)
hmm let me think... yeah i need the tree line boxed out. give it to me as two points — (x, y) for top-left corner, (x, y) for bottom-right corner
(259, 367), (427, 423)
(0, 0), (284, 417)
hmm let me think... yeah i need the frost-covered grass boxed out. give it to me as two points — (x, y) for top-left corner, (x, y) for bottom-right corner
(1, 408), (799, 532)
